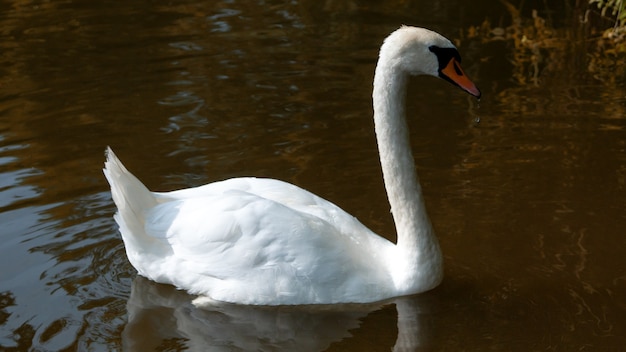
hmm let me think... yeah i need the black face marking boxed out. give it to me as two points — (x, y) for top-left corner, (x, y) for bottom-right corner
(428, 45), (462, 72)
(453, 61), (463, 76)
(428, 45), (463, 86)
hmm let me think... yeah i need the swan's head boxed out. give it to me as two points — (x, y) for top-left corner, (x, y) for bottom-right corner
(379, 26), (481, 98)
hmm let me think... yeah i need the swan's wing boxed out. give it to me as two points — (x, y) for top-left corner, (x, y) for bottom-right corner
(146, 178), (394, 304)
(156, 177), (376, 241)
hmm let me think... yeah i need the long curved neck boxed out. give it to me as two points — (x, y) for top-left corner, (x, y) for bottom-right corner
(373, 60), (443, 291)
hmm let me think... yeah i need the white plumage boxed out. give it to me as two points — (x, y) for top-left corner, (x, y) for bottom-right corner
(104, 26), (480, 305)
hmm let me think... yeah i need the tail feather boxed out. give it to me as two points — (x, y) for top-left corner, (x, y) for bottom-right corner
(103, 147), (158, 244)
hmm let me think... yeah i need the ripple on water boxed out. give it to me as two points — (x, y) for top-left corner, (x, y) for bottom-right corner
(0, 189), (133, 350)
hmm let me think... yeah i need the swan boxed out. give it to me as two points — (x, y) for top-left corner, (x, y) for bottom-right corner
(104, 26), (481, 305)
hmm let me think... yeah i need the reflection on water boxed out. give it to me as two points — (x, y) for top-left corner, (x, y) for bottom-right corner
(123, 276), (431, 352)
(0, 0), (626, 350)
(0, 189), (131, 350)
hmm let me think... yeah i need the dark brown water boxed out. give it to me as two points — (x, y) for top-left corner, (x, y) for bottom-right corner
(1, 0), (625, 351)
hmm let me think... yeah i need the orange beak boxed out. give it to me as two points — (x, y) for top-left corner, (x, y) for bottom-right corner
(441, 58), (481, 98)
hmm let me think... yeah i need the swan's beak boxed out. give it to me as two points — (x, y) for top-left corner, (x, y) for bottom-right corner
(440, 58), (481, 99)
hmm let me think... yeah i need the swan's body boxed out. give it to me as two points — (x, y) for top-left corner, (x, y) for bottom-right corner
(104, 26), (480, 305)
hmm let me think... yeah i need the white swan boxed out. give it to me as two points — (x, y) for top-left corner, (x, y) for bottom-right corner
(104, 26), (481, 305)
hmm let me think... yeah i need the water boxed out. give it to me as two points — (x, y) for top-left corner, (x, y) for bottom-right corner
(1, 0), (625, 350)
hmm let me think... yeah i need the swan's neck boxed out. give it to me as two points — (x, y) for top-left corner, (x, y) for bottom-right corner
(373, 62), (443, 292)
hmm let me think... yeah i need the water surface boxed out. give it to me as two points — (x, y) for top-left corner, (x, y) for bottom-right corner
(1, 0), (625, 350)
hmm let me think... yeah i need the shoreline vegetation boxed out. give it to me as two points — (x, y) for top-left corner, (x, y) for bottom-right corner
(459, 0), (626, 86)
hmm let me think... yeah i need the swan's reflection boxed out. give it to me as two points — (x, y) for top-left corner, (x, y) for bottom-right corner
(123, 276), (432, 351)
